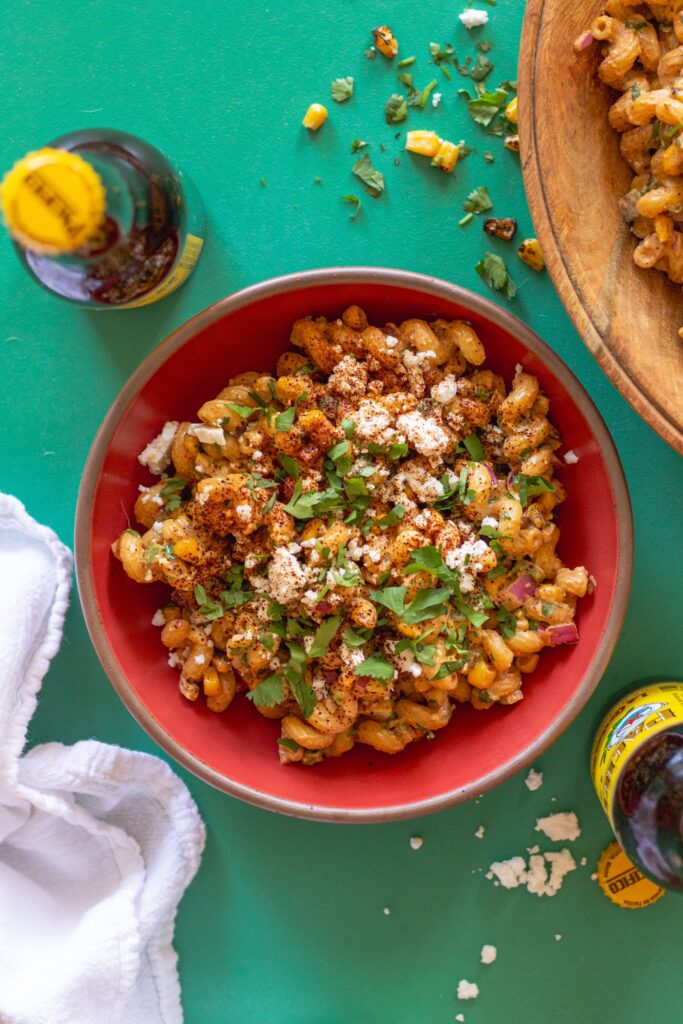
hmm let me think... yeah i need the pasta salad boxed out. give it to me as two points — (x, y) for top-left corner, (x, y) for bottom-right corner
(113, 306), (591, 765)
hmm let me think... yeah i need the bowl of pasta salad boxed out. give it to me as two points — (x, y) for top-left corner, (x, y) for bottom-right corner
(76, 268), (632, 821)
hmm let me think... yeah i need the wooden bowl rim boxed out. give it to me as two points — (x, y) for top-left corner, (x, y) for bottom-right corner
(519, 0), (683, 456)
(74, 266), (633, 822)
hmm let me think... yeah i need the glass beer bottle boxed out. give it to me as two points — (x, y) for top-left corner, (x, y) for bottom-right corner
(0, 128), (204, 308)
(591, 682), (683, 893)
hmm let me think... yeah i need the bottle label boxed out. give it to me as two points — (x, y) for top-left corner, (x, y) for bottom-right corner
(117, 233), (204, 308)
(596, 842), (665, 909)
(590, 682), (683, 827)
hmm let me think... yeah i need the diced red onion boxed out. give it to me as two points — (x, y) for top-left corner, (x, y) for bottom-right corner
(316, 599), (333, 614)
(506, 471), (515, 489)
(484, 463), (498, 485)
(543, 623), (579, 646)
(324, 670), (339, 686)
(501, 574), (537, 606)
(576, 31), (594, 50)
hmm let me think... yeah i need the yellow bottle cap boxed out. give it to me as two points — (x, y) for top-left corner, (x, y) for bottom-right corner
(0, 147), (106, 254)
(596, 842), (665, 909)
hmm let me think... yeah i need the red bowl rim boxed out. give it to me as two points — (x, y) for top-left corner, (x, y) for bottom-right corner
(74, 266), (633, 822)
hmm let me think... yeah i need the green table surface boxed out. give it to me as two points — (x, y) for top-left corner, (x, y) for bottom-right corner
(3, 1), (683, 1022)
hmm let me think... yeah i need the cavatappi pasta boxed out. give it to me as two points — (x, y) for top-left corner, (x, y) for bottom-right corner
(576, 1), (683, 336)
(113, 308), (591, 765)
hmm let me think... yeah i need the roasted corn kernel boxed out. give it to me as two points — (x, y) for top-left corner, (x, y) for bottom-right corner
(505, 96), (518, 124)
(505, 134), (520, 153)
(405, 130), (441, 157)
(484, 217), (517, 241)
(517, 238), (545, 271)
(372, 25), (398, 58)
(302, 104), (328, 131)
(431, 139), (459, 173)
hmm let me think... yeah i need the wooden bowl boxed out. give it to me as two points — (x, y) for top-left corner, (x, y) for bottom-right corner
(519, 0), (683, 455)
(75, 268), (632, 822)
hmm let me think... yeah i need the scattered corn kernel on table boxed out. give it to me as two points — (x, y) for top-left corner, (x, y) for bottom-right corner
(3, 2), (683, 1021)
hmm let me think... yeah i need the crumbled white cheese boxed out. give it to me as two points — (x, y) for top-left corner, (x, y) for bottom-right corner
(515, 362), (524, 374)
(580, 856), (587, 867)
(252, 449), (263, 460)
(455, 1016), (465, 1023)
(383, 906), (391, 915)
(432, 376), (458, 403)
(401, 463), (445, 502)
(194, 465), (203, 473)
(459, 8), (489, 28)
(267, 547), (308, 604)
(138, 421), (179, 475)
(396, 410), (451, 460)
(194, 653), (206, 666)
(151, 520), (163, 534)
(365, 545), (383, 564)
(187, 423), (226, 446)
(481, 515), (498, 529)
(487, 856), (527, 889)
(408, 664), (422, 678)
(488, 849), (577, 897)
(590, 873), (598, 881)
(432, 91), (442, 108)
(167, 650), (183, 669)
(353, 400), (395, 444)
(151, 609), (166, 627)
(535, 812), (581, 842)
(564, 449), (579, 464)
(480, 944), (497, 965)
(554, 934), (562, 942)
(409, 836), (423, 850)
(310, 551), (321, 565)
(457, 981), (479, 1001)
(527, 844), (540, 855)
(475, 825), (485, 839)
(195, 490), (210, 506)
(236, 503), (252, 521)
(347, 538), (364, 561)
(340, 642), (366, 670)
(328, 354), (368, 397)
(385, 334), (399, 348)
(303, 636), (314, 654)
(525, 769), (544, 792)
(444, 539), (492, 591)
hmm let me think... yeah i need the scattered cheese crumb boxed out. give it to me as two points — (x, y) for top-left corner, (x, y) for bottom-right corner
(396, 410), (451, 459)
(527, 844), (540, 855)
(480, 944), (497, 964)
(554, 934), (562, 942)
(236, 503), (253, 521)
(410, 836), (423, 850)
(487, 849), (577, 896)
(267, 547), (308, 605)
(187, 422), (226, 446)
(564, 449), (579, 464)
(455, 1016), (465, 1023)
(475, 825), (485, 839)
(590, 873), (598, 881)
(431, 375), (458, 404)
(385, 334), (399, 348)
(525, 768), (544, 792)
(137, 420), (179, 475)
(535, 812), (581, 842)
(457, 981), (479, 1001)
(580, 857), (587, 867)
(515, 362), (524, 374)
(383, 907), (391, 915)
(194, 653), (206, 666)
(459, 8), (489, 28)
(432, 91), (442, 108)
(151, 609), (166, 627)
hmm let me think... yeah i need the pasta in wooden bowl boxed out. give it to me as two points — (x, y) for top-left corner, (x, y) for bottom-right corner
(519, 0), (683, 455)
(113, 306), (591, 766)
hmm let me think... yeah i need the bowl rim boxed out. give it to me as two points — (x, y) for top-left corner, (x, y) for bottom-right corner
(75, 266), (634, 823)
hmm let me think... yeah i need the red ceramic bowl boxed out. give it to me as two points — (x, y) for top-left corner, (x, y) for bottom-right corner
(75, 268), (633, 822)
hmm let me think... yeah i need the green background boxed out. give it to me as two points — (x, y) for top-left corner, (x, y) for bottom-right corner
(3, 1), (683, 1021)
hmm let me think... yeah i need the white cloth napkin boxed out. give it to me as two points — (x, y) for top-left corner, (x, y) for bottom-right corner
(0, 495), (206, 1024)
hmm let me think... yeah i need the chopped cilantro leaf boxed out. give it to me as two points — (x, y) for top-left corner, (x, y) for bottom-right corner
(225, 402), (254, 420)
(353, 654), (395, 680)
(278, 454), (301, 479)
(308, 616), (342, 659)
(342, 418), (356, 439)
(466, 87), (509, 126)
(385, 93), (408, 124)
(470, 54), (493, 82)
(277, 737), (299, 752)
(463, 432), (485, 461)
(193, 584), (224, 620)
(378, 504), (406, 529)
(475, 253), (517, 299)
(274, 406), (296, 432)
(342, 193), (362, 219)
(463, 185), (493, 214)
(331, 76), (354, 103)
(247, 673), (285, 708)
(351, 139), (368, 153)
(352, 153), (385, 196)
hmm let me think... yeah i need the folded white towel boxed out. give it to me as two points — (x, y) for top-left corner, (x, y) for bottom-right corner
(0, 495), (205, 1024)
